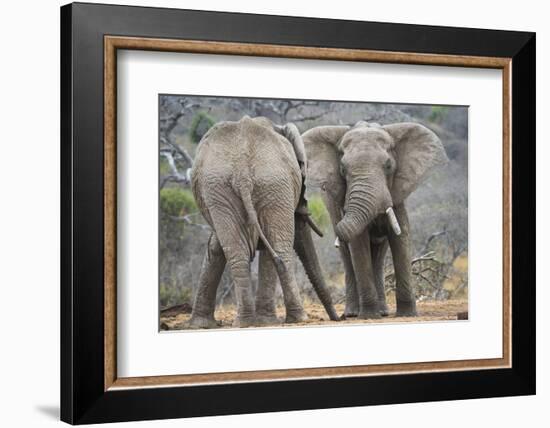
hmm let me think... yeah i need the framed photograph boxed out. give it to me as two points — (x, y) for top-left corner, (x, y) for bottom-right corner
(61, 2), (535, 424)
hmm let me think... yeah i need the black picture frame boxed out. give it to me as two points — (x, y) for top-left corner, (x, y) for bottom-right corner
(61, 2), (535, 424)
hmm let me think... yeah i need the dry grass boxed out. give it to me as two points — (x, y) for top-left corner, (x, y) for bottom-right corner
(160, 299), (468, 331)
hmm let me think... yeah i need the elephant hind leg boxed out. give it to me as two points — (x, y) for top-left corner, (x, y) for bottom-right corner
(255, 250), (281, 326)
(189, 233), (226, 329)
(226, 257), (255, 327)
(259, 207), (307, 324)
(275, 256), (307, 324)
(239, 183), (285, 270)
(208, 206), (256, 327)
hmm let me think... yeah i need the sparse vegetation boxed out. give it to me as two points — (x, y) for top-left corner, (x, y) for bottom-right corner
(160, 187), (197, 217)
(429, 106), (449, 123)
(308, 195), (330, 233)
(190, 111), (215, 144)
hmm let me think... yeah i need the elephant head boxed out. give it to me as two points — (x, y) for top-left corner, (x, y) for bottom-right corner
(303, 121), (448, 243)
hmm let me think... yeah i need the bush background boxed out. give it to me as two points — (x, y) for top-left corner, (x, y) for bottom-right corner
(159, 96), (468, 309)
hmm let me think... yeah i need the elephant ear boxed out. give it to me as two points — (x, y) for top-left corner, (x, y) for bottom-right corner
(301, 126), (350, 206)
(274, 122), (307, 177)
(384, 122), (448, 204)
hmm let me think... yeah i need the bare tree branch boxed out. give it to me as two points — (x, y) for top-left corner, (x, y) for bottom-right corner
(412, 251), (436, 264)
(160, 137), (194, 166)
(167, 212), (210, 230)
(291, 111), (330, 123)
(419, 231), (448, 254)
(160, 175), (188, 189)
(418, 272), (438, 290)
(160, 151), (191, 188)
(159, 98), (196, 177)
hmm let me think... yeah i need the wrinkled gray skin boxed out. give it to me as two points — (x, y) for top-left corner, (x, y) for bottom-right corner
(302, 121), (448, 319)
(188, 116), (338, 328)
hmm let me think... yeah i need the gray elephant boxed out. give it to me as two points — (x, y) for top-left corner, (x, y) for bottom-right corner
(302, 121), (448, 319)
(189, 116), (338, 328)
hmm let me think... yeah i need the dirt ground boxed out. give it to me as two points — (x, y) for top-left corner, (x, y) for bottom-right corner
(160, 299), (468, 331)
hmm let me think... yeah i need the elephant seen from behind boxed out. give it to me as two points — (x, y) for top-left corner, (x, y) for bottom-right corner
(188, 116), (339, 328)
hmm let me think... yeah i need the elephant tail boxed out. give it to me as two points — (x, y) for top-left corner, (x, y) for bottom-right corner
(239, 185), (286, 273)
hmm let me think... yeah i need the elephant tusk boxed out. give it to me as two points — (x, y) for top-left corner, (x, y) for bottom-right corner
(305, 215), (324, 238)
(386, 207), (402, 236)
(334, 236), (341, 248)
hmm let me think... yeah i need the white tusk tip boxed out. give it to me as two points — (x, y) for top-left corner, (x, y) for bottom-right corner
(385, 207), (402, 236)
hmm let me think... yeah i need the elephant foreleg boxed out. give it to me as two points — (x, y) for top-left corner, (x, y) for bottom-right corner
(371, 239), (389, 316)
(189, 233), (226, 329)
(255, 250), (280, 325)
(348, 229), (380, 319)
(340, 243), (359, 318)
(387, 204), (417, 316)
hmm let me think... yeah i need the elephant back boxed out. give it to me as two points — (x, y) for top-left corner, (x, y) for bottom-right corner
(240, 117), (302, 205)
(191, 116), (302, 213)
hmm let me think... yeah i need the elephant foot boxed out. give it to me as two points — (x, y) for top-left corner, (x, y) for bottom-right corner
(255, 313), (282, 326)
(188, 315), (219, 329)
(396, 309), (417, 317)
(396, 302), (417, 317)
(379, 303), (390, 317)
(341, 311), (358, 320)
(344, 301), (359, 318)
(232, 316), (256, 328)
(285, 309), (308, 324)
(358, 308), (382, 320)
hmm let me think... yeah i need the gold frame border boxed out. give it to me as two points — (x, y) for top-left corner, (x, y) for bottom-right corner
(104, 36), (512, 391)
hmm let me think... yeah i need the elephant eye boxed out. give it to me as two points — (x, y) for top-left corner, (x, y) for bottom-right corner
(339, 164), (346, 177)
(383, 158), (393, 174)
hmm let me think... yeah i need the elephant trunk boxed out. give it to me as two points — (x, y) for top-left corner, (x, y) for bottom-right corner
(294, 217), (340, 321)
(335, 174), (394, 242)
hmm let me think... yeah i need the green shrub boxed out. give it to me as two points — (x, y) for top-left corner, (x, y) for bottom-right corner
(429, 106), (449, 123)
(190, 111), (215, 144)
(160, 187), (197, 217)
(308, 195), (330, 233)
